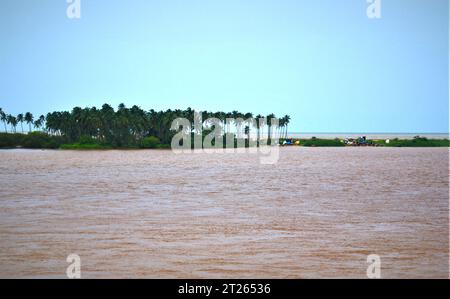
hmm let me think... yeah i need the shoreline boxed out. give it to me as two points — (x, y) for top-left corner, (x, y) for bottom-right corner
(287, 133), (450, 140)
(1, 132), (449, 150)
(1, 140), (449, 150)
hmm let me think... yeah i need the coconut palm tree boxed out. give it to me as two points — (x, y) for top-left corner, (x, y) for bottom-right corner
(17, 113), (24, 133)
(266, 113), (276, 141)
(282, 115), (290, 139)
(33, 119), (42, 131)
(7, 114), (17, 133)
(24, 112), (33, 132)
(232, 110), (243, 138)
(255, 114), (262, 143)
(39, 115), (45, 131)
(0, 108), (7, 133)
(278, 117), (285, 139)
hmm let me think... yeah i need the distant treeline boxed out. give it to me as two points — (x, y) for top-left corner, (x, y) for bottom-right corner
(292, 137), (449, 147)
(2, 105), (448, 149)
(0, 104), (291, 149)
(372, 137), (449, 147)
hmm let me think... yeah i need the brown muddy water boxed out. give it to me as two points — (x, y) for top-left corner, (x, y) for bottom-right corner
(0, 147), (448, 278)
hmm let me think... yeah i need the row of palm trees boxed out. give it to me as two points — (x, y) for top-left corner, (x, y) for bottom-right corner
(0, 108), (45, 134)
(1, 104), (291, 145)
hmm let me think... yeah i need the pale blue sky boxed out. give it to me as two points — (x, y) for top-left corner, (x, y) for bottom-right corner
(0, 0), (448, 132)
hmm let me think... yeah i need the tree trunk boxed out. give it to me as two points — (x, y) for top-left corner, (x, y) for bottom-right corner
(256, 128), (259, 146)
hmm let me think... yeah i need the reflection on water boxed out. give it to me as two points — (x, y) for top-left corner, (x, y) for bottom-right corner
(0, 148), (448, 278)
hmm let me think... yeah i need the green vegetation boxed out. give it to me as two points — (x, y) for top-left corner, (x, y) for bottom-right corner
(140, 136), (161, 149)
(0, 104), (291, 149)
(60, 135), (111, 150)
(300, 138), (345, 147)
(372, 136), (450, 147)
(277, 136), (449, 147)
(2, 105), (448, 149)
(0, 132), (66, 149)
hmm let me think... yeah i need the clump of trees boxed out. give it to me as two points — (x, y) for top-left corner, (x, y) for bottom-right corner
(372, 136), (450, 147)
(300, 138), (345, 147)
(0, 104), (291, 149)
(0, 108), (45, 134)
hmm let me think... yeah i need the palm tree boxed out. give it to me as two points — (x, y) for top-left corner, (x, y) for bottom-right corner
(279, 117), (285, 139)
(266, 113), (276, 144)
(266, 114), (276, 141)
(33, 119), (42, 131)
(7, 115), (17, 133)
(39, 115), (45, 131)
(45, 112), (57, 135)
(255, 114), (262, 144)
(24, 112), (33, 132)
(282, 115), (290, 139)
(232, 110), (243, 138)
(17, 113), (24, 133)
(0, 108), (7, 133)
(217, 112), (226, 135)
(244, 125), (250, 144)
(243, 112), (253, 141)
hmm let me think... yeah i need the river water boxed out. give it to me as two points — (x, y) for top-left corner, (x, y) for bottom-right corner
(0, 148), (448, 278)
